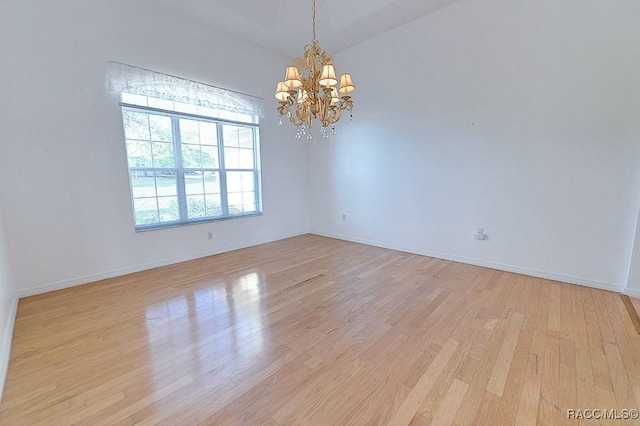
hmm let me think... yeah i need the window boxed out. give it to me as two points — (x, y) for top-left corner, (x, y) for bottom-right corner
(109, 63), (263, 230)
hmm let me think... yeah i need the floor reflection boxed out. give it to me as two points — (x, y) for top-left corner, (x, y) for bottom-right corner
(144, 271), (267, 391)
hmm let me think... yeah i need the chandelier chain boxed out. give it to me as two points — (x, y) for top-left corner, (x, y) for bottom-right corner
(312, 0), (316, 42)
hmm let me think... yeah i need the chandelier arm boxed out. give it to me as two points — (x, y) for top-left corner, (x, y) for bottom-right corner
(288, 114), (304, 127)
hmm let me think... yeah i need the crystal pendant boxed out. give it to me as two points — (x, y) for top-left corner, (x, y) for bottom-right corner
(278, 118), (283, 126)
(332, 126), (337, 136)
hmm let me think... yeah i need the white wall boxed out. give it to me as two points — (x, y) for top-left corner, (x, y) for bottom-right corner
(0, 0), (309, 295)
(309, 0), (640, 291)
(0, 209), (17, 402)
(624, 206), (640, 298)
(2, 0), (639, 298)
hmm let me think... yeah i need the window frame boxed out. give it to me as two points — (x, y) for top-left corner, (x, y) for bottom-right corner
(120, 102), (262, 231)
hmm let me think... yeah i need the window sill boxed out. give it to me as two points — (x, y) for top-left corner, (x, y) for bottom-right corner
(134, 211), (263, 232)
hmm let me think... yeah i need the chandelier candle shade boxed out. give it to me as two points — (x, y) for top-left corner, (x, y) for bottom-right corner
(275, 0), (355, 139)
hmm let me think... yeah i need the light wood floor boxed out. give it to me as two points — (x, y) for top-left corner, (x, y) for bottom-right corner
(2, 235), (640, 425)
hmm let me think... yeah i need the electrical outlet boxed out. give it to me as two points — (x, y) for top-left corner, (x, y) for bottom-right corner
(474, 228), (485, 240)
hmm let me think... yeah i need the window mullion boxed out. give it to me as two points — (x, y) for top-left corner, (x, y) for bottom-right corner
(172, 115), (188, 222)
(217, 123), (229, 217)
(253, 127), (262, 212)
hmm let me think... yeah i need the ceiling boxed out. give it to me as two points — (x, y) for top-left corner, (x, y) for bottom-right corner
(154, 0), (463, 58)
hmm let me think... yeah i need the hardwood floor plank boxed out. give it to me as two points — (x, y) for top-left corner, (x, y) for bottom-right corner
(492, 280), (541, 425)
(387, 338), (460, 426)
(487, 312), (525, 397)
(430, 378), (469, 426)
(0, 235), (638, 425)
(514, 352), (543, 426)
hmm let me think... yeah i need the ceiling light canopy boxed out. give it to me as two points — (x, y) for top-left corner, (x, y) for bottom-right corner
(275, 0), (355, 139)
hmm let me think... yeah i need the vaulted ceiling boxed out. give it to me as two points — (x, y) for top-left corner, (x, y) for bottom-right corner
(155, 0), (463, 57)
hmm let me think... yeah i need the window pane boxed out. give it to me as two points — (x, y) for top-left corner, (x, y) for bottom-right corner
(200, 122), (218, 145)
(158, 197), (179, 222)
(155, 173), (177, 196)
(241, 172), (255, 192)
(134, 198), (159, 225)
(227, 172), (242, 193)
(149, 115), (172, 142)
(205, 194), (222, 216)
(174, 102), (198, 114)
(227, 171), (256, 215)
(121, 93), (148, 106)
(237, 128), (254, 148)
(179, 119), (200, 144)
(223, 126), (254, 169)
(237, 113), (256, 124)
(243, 192), (256, 207)
(187, 195), (206, 219)
(204, 172), (220, 193)
(197, 106), (219, 119)
(228, 193), (243, 214)
(223, 125), (240, 148)
(227, 194), (255, 214)
(201, 146), (218, 168)
(147, 97), (174, 110)
(130, 172), (157, 198)
(126, 140), (152, 168)
(185, 172), (204, 195)
(182, 144), (202, 168)
(224, 148), (240, 168)
(152, 142), (175, 168)
(239, 148), (254, 169)
(227, 171), (254, 192)
(219, 110), (238, 121)
(123, 110), (150, 140)
(223, 125), (254, 148)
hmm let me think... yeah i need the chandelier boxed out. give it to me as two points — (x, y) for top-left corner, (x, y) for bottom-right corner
(275, 0), (355, 139)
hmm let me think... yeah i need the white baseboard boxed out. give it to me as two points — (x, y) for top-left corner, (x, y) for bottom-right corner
(623, 287), (640, 298)
(311, 231), (625, 293)
(0, 296), (18, 404)
(18, 232), (307, 298)
(18, 229), (626, 298)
